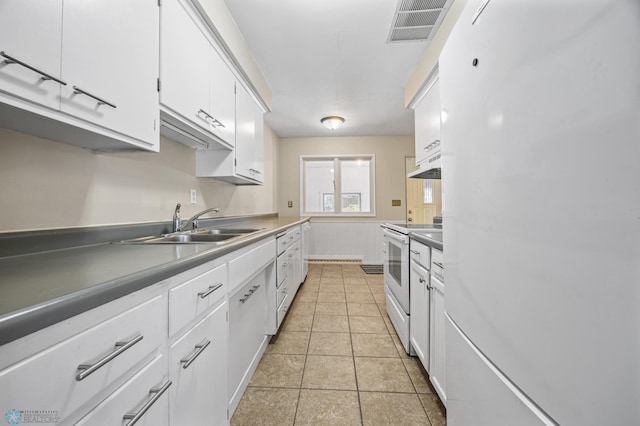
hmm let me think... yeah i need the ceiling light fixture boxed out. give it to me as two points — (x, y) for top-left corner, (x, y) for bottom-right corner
(320, 116), (345, 130)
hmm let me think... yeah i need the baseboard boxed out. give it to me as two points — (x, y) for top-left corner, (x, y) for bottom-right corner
(309, 256), (363, 264)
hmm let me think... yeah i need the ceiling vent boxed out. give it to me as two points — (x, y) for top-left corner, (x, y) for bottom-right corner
(387, 0), (453, 43)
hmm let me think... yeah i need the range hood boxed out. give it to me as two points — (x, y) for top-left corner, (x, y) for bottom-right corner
(408, 165), (441, 179)
(409, 143), (442, 179)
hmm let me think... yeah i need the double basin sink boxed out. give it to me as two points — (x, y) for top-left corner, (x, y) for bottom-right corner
(121, 227), (264, 244)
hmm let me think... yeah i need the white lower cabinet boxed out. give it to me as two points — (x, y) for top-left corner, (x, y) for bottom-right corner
(410, 259), (431, 369)
(76, 355), (170, 426)
(430, 248), (446, 405)
(169, 301), (228, 426)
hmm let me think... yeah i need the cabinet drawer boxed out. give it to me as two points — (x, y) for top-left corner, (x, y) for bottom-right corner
(169, 263), (227, 337)
(76, 354), (169, 426)
(0, 295), (165, 421)
(277, 280), (289, 307)
(277, 294), (290, 329)
(276, 251), (288, 287)
(410, 239), (431, 269)
(276, 226), (300, 255)
(169, 301), (228, 426)
(431, 248), (444, 279)
(229, 238), (276, 294)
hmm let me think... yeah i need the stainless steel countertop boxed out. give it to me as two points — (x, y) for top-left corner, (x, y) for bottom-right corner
(0, 216), (309, 346)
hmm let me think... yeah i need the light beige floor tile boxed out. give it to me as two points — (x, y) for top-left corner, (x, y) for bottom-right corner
(317, 292), (346, 303)
(354, 357), (414, 392)
(299, 283), (320, 293)
(419, 394), (447, 426)
(390, 334), (412, 359)
(373, 292), (387, 303)
(295, 292), (319, 303)
(360, 392), (430, 426)
(349, 316), (389, 334)
(267, 331), (310, 355)
(352, 333), (399, 357)
(403, 357), (434, 394)
(308, 332), (352, 356)
(345, 292), (375, 303)
(347, 303), (381, 317)
(301, 355), (356, 390)
(344, 284), (372, 294)
(315, 302), (348, 316)
(249, 354), (306, 388)
(366, 275), (384, 284)
(294, 389), (361, 426)
(312, 315), (350, 333)
(281, 313), (314, 333)
(319, 283), (345, 293)
(231, 387), (299, 426)
(343, 276), (367, 285)
(290, 302), (317, 315)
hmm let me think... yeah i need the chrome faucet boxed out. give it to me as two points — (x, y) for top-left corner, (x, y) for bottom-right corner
(172, 203), (181, 233)
(176, 207), (221, 232)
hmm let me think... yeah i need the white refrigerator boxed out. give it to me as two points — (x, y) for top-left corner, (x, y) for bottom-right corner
(440, 0), (639, 425)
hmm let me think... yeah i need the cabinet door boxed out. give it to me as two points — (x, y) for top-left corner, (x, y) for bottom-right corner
(60, 0), (159, 148)
(169, 301), (228, 426)
(0, 0), (63, 110)
(430, 274), (446, 405)
(160, 0), (210, 134)
(210, 49), (236, 147)
(228, 271), (267, 401)
(76, 355), (169, 426)
(234, 84), (260, 181)
(409, 260), (430, 370)
(414, 77), (441, 165)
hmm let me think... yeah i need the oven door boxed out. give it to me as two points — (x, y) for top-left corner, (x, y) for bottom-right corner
(383, 228), (409, 313)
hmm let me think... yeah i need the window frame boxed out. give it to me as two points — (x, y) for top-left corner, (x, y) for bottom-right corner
(300, 154), (376, 217)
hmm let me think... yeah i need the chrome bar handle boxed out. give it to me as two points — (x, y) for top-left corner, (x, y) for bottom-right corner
(419, 277), (426, 283)
(76, 334), (143, 381)
(180, 339), (211, 369)
(73, 86), (116, 109)
(239, 284), (261, 303)
(0, 51), (67, 85)
(211, 118), (225, 128)
(410, 249), (420, 255)
(433, 261), (444, 269)
(198, 108), (213, 121)
(198, 283), (223, 299)
(123, 380), (172, 426)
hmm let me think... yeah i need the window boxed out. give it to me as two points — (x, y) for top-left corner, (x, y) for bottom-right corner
(301, 155), (375, 216)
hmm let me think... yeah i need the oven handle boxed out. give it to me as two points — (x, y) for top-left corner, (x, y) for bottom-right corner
(383, 228), (409, 244)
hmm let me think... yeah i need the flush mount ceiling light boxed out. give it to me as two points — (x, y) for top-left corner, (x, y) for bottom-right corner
(320, 116), (345, 130)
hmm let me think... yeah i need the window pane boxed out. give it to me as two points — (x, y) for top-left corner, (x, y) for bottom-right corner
(304, 160), (335, 213)
(341, 160), (370, 212)
(423, 180), (434, 204)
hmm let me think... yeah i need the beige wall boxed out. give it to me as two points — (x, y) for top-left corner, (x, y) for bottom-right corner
(404, 0), (469, 106)
(277, 136), (414, 221)
(0, 127), (279, 232)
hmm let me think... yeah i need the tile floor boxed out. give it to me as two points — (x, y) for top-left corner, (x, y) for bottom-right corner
(231, 264), (447, 426)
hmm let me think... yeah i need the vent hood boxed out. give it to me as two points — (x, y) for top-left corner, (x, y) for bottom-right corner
(408, 165), (441, 179)
(409, 139), (442, 179)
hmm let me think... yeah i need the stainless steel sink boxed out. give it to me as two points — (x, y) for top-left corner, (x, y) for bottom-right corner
(117, 227), (264, 244)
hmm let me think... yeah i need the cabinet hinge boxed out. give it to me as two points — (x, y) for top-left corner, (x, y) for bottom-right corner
(157, 78), (161, 93)
(234, 83), (236, 94)
(157, 0), (161, 6)
(234, 158), (237, 167)
(226, 311), (229, 322)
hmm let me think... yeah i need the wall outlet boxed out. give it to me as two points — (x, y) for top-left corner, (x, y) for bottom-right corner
(190, 189), (197, 204)
(287, 200), (293, 208)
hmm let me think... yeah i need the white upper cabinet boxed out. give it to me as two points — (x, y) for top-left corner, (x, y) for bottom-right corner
(0, 0), (63, 111)
(0, 0), (159, 151)
(160, 0), (212, 139)
(60, 0), (159, 148)
(414, 76), (441, 165)
(234, 83), (264, 183)
(160, 0), (235, 150)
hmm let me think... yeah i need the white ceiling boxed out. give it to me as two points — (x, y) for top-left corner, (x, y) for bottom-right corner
(224, 0), (431, 138)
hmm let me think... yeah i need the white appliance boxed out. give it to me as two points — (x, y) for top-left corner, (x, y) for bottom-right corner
(440, 1), (639, 425)
(382, 223), (443, 354)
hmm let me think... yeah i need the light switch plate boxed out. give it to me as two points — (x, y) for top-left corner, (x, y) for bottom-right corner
(190, 189), (197, 204)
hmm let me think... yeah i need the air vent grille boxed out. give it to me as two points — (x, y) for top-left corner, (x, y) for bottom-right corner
(388, 0), (453, 43)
